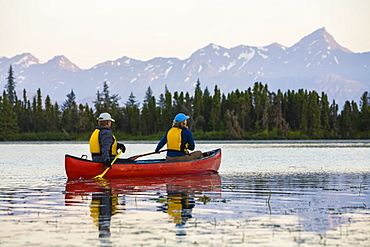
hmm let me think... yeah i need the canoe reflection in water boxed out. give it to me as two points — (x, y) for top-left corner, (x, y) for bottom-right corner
(65, 173), (222, 238)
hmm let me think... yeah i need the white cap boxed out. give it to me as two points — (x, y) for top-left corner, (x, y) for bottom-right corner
(97, 113), (115, 122)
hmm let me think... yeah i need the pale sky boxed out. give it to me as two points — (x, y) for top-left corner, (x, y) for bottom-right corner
(1, 0), (369, 69)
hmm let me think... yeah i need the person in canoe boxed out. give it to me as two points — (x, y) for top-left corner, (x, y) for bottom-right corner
(89, 112), (126, 169)
(155, 113), (202, 161)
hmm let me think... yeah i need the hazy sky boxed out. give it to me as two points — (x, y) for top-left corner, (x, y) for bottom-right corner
(1, 0), (369, 69)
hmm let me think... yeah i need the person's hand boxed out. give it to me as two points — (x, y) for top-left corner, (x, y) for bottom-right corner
(118, 143), (126, 153)
(104, 160), (112, 169)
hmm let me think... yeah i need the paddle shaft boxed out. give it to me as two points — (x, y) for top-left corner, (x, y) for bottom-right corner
(94, 150), (122, 179)
(128, 149), (167, 160)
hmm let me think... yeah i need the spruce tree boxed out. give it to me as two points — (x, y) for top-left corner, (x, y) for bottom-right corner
(124, 101), (140, 135)
(359, 92), (370, 132)
(45, 95), (55, 132)
(5, 65), (16, 106)
(93, 91), (103, 114)
(142, 87), (157, 134)
(0, 91), (19, 140)
(252, 82), (269, 131)
(193, 79), (204, 129)
(329, 100), (339, 136)
(33, 89), (45, 133)
(307, 91), (322, 138)
(62, 90), (76, 110)
(210, 85), (221, 131)
(272, 90), (285, 130)
(163, 87), (173, 128)
(240, 89), (252, 131)
(102, 81), (120, 113)
(200, 87), (211, 131)
(126, 92), (138, 107)
(262, 99), (269, 132)
(61, 89), (78, 133)
(141, 104), (150, 135)
(124, 92), (140, 134)
(320, 92), (330, 136)
(173, 91), (185, 113)
(339, 101), (352, 137)
(76, 104), (94, 133)
(350, 101), (360, 133)
(183, 92), (193, 117)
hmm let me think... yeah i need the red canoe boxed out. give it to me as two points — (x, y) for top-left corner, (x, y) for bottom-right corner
(65, 149), (221, 179)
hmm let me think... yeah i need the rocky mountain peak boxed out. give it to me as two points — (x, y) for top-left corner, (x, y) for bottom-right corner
(47, 55), (81, 72)
(294, 27), (352, 53)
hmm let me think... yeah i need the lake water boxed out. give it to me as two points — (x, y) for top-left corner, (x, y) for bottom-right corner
(0, 140), (369, 246)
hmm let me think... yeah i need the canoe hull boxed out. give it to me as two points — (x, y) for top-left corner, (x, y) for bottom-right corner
(65, 149), (221, 179)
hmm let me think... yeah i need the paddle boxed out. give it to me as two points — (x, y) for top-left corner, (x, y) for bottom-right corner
(93, 150), (123, 179)
(128, 149), (167, 160)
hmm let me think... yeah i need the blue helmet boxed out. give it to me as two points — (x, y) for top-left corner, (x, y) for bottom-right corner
(174, 113), (190, 123)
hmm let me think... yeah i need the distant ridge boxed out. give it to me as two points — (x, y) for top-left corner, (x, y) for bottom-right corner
(0, 28), (369, 107)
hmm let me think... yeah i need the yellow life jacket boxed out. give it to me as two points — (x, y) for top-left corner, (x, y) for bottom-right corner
(167, 195), (183, 224)
(167, 127), (188, 153)
(90, 194), (118, 228)
(89, 128), (118, 156)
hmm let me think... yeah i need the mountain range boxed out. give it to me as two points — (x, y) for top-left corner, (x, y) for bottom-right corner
(0, 27), (369, 108)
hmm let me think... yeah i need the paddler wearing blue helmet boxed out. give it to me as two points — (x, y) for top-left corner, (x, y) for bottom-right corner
(155, 113), (203, 161)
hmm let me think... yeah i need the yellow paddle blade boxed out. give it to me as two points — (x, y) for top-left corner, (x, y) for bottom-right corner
(93, 150), (122, 179)
(93, 168), (109, 179)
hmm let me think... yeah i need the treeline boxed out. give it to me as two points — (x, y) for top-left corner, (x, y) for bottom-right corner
(1, 65), (370, 141)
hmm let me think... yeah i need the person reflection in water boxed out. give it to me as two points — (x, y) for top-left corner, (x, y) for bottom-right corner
(158, 185), (195, 236)
(90, 187), (121, 238)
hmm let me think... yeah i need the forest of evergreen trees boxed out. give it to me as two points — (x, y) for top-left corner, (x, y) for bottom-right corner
(1, 65), (369, 141)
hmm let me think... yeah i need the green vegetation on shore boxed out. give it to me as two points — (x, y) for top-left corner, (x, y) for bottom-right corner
(1, 66), (370, 141)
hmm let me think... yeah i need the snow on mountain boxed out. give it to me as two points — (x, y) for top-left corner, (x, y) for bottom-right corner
(0, 53), (41, 75)
(46, 55), (81, 72)
(0, 28), (369, 107)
